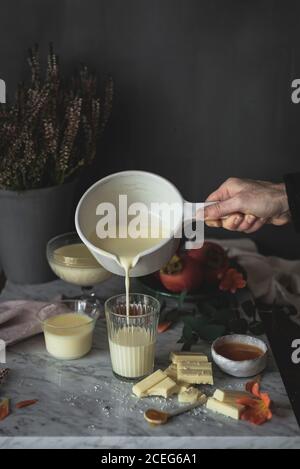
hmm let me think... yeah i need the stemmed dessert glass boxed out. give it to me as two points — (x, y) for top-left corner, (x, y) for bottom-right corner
(47, 232), (111, 301)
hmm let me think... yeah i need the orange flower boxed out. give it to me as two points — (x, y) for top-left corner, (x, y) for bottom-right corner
(0, 398), (10, 421)
(158, 321), (172, 334)
(237, 381), (272, 425)
(16, 399), (38, 409)
(219, 268), (246, 294)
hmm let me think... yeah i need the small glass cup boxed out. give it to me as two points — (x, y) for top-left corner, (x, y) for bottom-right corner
(47, 232), (111, 300)
(105, 293), (160, 381)
(37, 299), (100, 360)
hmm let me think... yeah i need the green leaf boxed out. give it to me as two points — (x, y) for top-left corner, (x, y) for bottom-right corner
(241, 300), (256, 319)
(248, 321), (265, 336)
(159, 300), (167, 313)
(179, 290), (188, 307)
(193, 316), (210, 332)
(211, 308), (234, 325)
(164, 309), (181, 323)
(182, 315), (197, 327)
(181, 342), (192, 351)
(182, 324), (194, 342)
(182, 315), (210, 333)
(199, 324), (226, 342)
(255, 302), (272, 313)
(209, 293), (231, 309)
(229, 318), (248, 334)
(199, 302), (216, 318)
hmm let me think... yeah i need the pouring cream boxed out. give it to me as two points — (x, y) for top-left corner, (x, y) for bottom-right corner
(90, 229), (164, 315)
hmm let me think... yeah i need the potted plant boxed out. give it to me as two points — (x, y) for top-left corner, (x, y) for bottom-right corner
(0, 44), (113, 284)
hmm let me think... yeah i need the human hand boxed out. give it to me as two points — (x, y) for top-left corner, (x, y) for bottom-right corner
(203, 178), (291, 233)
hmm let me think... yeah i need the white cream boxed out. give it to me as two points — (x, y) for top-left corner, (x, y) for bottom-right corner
(50, 243), (111, 287)
(90, 231), (163, 314)
(43, 313), (94, 360)
(108, 327), (155, 378)
(89, 228), (162, 377)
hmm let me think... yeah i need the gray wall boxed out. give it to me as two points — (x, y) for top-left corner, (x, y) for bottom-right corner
(1, 0), (300, 257)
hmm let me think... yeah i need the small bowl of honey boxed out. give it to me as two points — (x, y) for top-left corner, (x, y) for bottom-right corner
(212, 334), (268, 378)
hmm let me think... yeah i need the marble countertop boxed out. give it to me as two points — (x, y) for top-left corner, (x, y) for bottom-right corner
(0, 276), (299, 449)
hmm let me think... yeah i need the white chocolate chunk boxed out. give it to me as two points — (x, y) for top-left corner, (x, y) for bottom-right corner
(177, 382), (192, 392)
(147, 377), (178, 398)
(178, 387), (199, 403)
(198, 393), (208, 405)
(177, 368), (214, 385)
(213, 389), (250, 404)
(164, 364), (177, 380)
(170, 352), (208, 364)
(206, 397), (244, 420)
(132, 370), (166, 398)
(178, 362), (212, 371)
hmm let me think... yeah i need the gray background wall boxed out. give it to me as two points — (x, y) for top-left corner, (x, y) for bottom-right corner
(1, 0), (300, 258)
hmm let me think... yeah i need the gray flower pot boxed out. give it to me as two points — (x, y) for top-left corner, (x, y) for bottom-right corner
(0, 179), (78, 284)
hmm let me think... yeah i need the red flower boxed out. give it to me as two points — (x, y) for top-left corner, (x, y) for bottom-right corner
(219, 268), (246, 293)
(158, 321), (172, 334)
(237, 381), (272, 425)
(0, 398), (9, 421)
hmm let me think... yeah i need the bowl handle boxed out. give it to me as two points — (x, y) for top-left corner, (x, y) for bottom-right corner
(184, 200), (219, 222)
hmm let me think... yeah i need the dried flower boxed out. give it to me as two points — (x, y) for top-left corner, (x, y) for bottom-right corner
(15, 399), (38, 409)
(0, 44), (113, 190)
(0, 398), (9, 421)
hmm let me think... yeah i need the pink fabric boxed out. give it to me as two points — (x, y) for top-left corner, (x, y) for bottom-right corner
(0, 300), (62, 345)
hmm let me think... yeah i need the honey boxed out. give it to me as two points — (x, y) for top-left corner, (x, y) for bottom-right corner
(215, 342), (264, 361)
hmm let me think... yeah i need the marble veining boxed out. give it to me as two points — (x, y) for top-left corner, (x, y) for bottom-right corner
(0, 276), (299, 448)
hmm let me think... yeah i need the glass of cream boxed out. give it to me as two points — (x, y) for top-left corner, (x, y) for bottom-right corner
(47, 232), (111, 299)
(37, 299), (100, 360)
(105, 294), (160, 380)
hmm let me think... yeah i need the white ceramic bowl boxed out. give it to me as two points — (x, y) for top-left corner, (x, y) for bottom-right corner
(75, 170), (217, 277)
(212, 334), (268, 378)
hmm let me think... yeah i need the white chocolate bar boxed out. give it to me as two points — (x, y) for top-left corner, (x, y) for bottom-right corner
(170, 352), (208, 364)
(132, 370), (166, 398)
(206, 398), (244, 420)
(147, 377), (178, 398)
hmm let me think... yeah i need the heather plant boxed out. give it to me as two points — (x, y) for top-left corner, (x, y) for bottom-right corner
(0, 44), (113, 190)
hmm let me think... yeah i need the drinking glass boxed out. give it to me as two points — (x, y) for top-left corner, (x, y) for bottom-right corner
(37, 299), (100, 360)
(105, 293), (160, 381)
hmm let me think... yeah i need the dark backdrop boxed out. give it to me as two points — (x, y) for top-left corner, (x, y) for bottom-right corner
(1, 0), (300, 258)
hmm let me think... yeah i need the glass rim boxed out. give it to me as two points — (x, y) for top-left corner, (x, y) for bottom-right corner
(37, 299), (100, 330)
(104, 293), (160, 318)
(47, 231), (101, 267)
(49, 257), (104, 269)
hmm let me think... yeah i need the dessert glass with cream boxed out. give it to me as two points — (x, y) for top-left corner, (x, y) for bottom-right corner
(105, 294), (160, 380)
(47, 232), (111, 299)
(37, 299), (100, 360)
